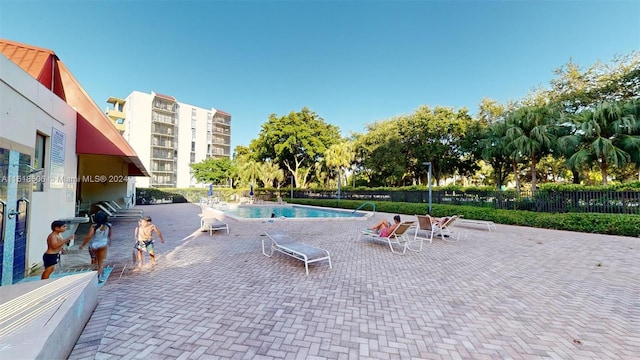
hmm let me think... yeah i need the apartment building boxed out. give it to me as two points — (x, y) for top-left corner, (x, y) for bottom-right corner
(115, 91), (231, 188)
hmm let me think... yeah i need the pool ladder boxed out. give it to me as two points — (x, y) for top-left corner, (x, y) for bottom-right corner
(353, 202), (376, 215)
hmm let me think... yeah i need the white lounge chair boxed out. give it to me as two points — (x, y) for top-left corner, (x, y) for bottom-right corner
(456, 216), (498, 231)
(100, 201), (143, 215)
(108, 200), (143, 214)
(95, 204), (141, 220)
(262, 231), (332, 275)
(200, 217), (229, 235)
(359, 221), (417, 254)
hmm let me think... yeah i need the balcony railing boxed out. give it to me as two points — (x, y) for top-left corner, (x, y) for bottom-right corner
(212, 117), (230, 125)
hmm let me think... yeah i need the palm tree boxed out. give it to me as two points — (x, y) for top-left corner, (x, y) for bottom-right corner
(478, 121), (510, 189)
(564, 100), (640, 185)
(240, 160), (263, 187)
(260, 161), (284, 188)
(505, 104), (559, 194)
(324, 141), (355, 189)
(555, 116), (583, 184)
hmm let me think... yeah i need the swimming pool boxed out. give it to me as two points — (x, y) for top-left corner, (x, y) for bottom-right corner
(213, 204), (368, 220)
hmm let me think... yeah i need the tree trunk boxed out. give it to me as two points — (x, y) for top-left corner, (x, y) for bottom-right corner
(531, 154), (537, 195)
(512, 160), (520, 194)
(572, 168), (580, 184)
(494, 164), (502, 189)
(601, 156), (608, 186)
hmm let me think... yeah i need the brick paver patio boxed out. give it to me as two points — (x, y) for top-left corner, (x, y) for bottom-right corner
(66, 203), (640, 359)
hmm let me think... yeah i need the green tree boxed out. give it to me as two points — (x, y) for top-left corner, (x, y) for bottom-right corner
(478, 121), (511, 189)
(356, 118), (406, 186)
(562, 100), (640, 185)
(403, 106), (477, 185)
(250, 107), (341, 188)
(477, 98), (505, 125)
(239, 160), (263, 187)
(260, 160), (284, 188)
(324, 141), (355, 188)
(547, 52), (640, 183)
(505, 104), (559, 194)
(189, 157), (231, 185)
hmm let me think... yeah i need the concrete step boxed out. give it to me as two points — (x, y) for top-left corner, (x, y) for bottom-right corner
(0, 272), (99, 360)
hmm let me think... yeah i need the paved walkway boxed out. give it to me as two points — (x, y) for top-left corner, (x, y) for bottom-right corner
(65, 203), (639, 359)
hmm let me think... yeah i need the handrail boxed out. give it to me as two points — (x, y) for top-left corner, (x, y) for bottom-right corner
(353, 202), (376, 214)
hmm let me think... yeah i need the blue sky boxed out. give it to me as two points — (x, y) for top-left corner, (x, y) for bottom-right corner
(1, 1), (638, 151)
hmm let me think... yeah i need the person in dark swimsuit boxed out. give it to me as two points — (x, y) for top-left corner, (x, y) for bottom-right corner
(41, 220), (74, 279)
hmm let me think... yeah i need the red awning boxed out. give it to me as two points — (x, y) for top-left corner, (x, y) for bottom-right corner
(57, 60), (149, 176)
(0, 39), (149, 176)
(76, 113), (146, 176)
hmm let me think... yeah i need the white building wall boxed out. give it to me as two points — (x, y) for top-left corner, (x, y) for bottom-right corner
(0, 55), (78, 274)
(124, 91), (153, 188)
(175, 104), (191, 188)
(123, 91), (230, 189)
(175, 104), (211, 188)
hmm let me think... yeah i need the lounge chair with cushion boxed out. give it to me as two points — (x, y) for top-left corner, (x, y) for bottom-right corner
(359, 221), (417, 254)
(200, 217), (229, 235)
(440, 215), (462, 242)
(262, 231), (332, 275)
(456, 216), (498, 232)
(414, 214), (441, 244)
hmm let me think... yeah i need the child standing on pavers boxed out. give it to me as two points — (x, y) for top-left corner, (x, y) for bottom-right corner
(42, 221), (74, 279)
(134, 215), (164, 269)
(79, 211), (112, 283)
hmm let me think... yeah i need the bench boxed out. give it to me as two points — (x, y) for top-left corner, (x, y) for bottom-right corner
(0, 272), (98, 360)
(262, 231), (332, 275)
(457, 218), (497, 232)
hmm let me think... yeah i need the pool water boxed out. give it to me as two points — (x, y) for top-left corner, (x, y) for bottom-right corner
(221, 205), (365, 219)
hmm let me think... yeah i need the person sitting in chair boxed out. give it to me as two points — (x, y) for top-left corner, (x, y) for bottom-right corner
(428, 214), (452, 237)
(368, 215), (401, 237)
(427, 214), (449, 228)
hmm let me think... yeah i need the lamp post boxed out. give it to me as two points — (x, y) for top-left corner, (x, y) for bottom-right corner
(290, 175), (294, 200)
(337, 168), (341, 204)
(422, 162), (432, 215)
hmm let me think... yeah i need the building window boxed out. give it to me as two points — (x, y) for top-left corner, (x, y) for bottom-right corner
(33, 133), (46, 192)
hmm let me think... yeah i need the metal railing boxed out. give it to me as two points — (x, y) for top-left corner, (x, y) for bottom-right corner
(292, 189), (640, 214)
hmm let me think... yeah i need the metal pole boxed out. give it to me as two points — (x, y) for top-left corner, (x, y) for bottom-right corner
(290, 175), (294, 200)
(423, 162), (432, 215)
(428, 163), (432, 215)
(337, 169), (341, 203)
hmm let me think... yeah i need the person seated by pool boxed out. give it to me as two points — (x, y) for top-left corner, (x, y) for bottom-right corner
(368, 215), (401, 237)
(427, 214), (450, 229)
